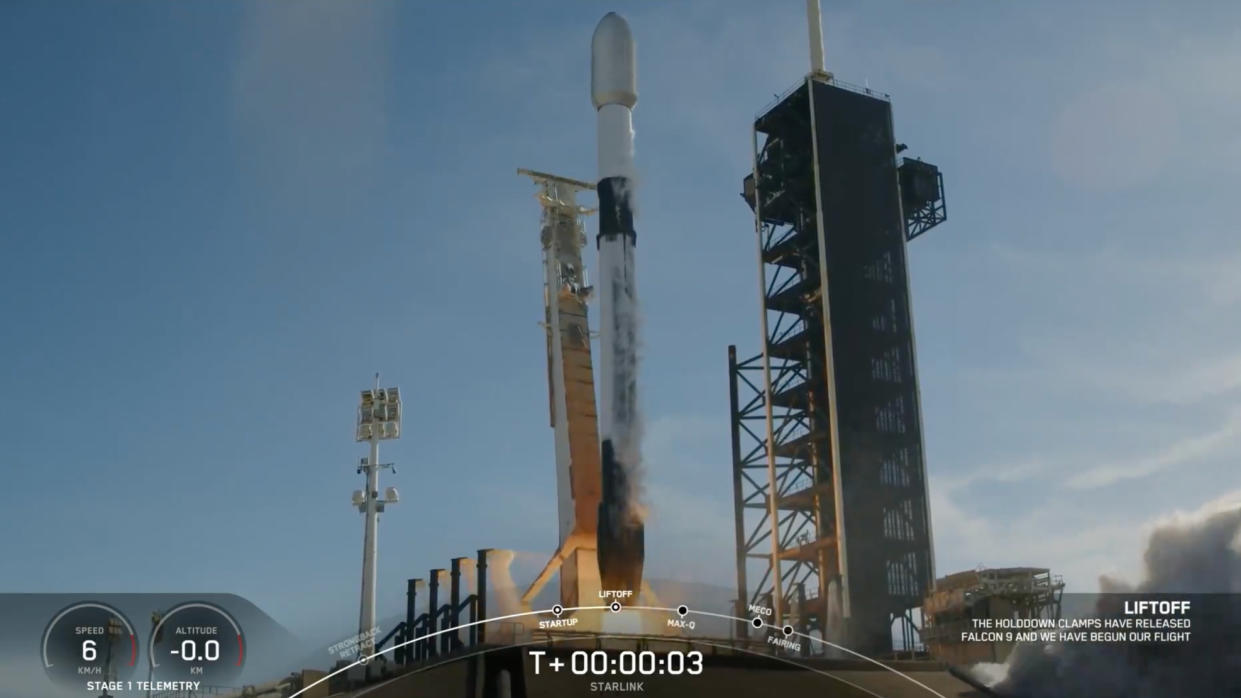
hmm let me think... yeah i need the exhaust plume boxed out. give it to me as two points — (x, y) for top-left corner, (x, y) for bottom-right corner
(984, 499), (1241, 697)
(486, 549), (526, 616)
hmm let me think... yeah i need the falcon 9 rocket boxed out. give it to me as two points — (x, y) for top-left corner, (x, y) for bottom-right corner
(591, 12), (645, 596)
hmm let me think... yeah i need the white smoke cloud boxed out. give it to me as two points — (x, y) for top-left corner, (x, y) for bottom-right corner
(486, 549), (526, 616)
(980, 497), (1241, 697)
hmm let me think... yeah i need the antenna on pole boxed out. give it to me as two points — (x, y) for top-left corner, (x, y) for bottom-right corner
(806, 0), (829, 78)
(353, 376), (401, 679)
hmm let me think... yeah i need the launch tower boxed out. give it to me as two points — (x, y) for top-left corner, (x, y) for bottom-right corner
(728, 0), (948, 656)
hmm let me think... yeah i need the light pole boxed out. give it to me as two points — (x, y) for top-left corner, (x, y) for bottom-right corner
(354, 373), (401, 669)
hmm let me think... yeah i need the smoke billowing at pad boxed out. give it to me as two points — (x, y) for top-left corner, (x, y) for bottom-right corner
(984, 500), (1241, 697)
(486, 549), (526, 616)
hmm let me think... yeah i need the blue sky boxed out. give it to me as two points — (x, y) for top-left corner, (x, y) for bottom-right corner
(3, 0), (1240, 643)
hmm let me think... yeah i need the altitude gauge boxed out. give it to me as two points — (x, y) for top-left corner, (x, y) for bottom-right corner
(41, 602), (138, 689)
(149, 602), (244, 685)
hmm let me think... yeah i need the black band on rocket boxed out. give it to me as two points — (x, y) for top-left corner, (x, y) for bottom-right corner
(596, 176), (636, 245)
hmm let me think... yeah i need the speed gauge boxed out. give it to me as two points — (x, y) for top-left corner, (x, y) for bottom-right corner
(41, 602), (138, 689)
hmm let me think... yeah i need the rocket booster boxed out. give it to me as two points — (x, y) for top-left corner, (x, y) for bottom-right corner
(591, 12), (644, 596)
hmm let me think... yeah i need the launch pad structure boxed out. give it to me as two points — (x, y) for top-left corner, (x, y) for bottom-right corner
(516, 12), (649, 611)
(728, 1), (949, 658)
(921, 566), (1065, 665)
(514, 166), (660, 614)
(516, 168), (605, 610)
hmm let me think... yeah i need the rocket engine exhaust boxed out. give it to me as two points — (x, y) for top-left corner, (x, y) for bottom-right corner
(591, 11), (645, 597)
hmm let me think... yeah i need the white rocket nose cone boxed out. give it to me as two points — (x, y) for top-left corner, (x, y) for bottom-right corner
(591, 12), (637, 110)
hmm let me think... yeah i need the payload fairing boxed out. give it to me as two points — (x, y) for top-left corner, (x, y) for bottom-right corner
(591, 12), (645, 596)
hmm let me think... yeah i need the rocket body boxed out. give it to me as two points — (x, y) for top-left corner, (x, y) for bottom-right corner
(591, 12), (644, 596)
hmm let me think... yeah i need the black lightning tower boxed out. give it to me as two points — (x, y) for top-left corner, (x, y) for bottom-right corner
(729, 72), (947, 656)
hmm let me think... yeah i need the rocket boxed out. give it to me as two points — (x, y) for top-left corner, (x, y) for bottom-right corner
(591, 12), (645, 597)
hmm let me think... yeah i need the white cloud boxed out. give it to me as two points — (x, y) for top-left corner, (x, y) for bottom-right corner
(1066, 409), (1241, 489)
(936, 458), (1050, 492)
(988, 243), (1241, 312)
(1090, 351), (1241, 407)
(930, 479), (1141, 591)
(1145, 486), (1241, 534)
(965, 243), (1241, 407)
(1048, 26), (1241, 190)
